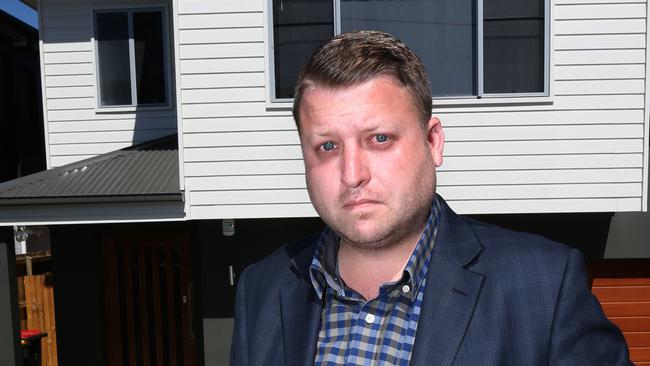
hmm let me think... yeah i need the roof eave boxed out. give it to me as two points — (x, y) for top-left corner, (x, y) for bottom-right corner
(0, 193), (184, 206)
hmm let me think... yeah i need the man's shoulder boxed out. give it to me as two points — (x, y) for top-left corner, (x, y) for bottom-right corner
(459, 215), (577, 278)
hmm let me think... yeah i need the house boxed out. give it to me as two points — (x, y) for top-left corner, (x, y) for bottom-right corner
(0, 0), (648, 364)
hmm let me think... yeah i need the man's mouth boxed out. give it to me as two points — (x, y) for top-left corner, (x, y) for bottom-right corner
(342, 199), (380, 209)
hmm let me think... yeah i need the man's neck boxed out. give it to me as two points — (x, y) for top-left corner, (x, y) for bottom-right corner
(337, 236), (419, 300)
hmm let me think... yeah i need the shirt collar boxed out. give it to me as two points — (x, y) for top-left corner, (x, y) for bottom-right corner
(309, 195), (442, 300)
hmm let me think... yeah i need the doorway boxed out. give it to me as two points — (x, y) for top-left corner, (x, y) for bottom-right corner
(102, 231), (195, 366)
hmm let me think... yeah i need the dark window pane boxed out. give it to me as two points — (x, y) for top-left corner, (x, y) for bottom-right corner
(341, 0), (477, 97)
(133, 11), (167, 104)
(483, 0), (544, 93)
(273, 0), (334, 98)
(96, 12), (132, 106)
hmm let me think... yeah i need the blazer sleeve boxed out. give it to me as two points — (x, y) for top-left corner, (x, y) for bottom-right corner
(230, 267), (249, 366)
(548, 249), (632, 365)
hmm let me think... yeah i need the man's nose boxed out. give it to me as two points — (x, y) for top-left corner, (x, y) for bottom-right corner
(340, 146), (370, 188)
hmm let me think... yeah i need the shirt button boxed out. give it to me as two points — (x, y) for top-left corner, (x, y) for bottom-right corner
(365, 314), (375, 324)
(402, 285), (411, 293)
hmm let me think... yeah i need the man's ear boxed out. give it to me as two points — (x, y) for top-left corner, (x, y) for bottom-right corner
(426, 116), (445, 167)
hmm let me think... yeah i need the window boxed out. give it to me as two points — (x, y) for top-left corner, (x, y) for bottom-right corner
(94, 9), (169, 108)
(269, 0), (547, 101)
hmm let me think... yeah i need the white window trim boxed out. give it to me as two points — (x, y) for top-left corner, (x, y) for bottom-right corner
(264, 0), (553, 109)
(92, 6), (173, 113)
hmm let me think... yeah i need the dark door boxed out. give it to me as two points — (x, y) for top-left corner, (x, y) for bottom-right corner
(102, 231), (195, 366)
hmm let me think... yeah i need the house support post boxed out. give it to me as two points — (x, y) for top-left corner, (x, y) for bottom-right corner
(0, 227), (21, 366)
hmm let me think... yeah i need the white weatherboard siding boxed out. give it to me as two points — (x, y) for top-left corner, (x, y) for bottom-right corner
(177, 0), (649, 218)
(40, 0), (178, 168)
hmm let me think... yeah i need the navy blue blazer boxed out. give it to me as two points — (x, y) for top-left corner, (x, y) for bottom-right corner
(230, 199), (631, 365)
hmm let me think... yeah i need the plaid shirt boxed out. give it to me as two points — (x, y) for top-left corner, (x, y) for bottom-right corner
(309, 197), (441, 365)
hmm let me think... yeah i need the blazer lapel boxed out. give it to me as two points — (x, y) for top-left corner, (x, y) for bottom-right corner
(411, 198), (485, 366)
(280, 242), (322, 366)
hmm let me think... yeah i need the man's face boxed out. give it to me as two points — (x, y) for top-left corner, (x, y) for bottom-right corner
(298, 76), (445, 250)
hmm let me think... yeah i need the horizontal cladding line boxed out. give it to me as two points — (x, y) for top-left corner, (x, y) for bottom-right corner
(445, 196), (641, 201)
(51, 117), (176, 123)
(187, 173), (306, 178)
(191, 188), (306, 192)
(554, 48), (645, 51)
(178, 11), (262, 16)
(179, 26), (263, 31)
(190, 197), (641, 206)
(191, 202), (312, 207)
(182, 153), (642, 161)
(50, 138), (175, 146)
(554, 62), (646, 66)
(185, 167), (642, 177)
(555, 32), (646, 37)
(184, 144), (300, 149)
(180, 85), (264, 91)
(186, 158), (303, 163)
(182, 100), (266, 105)
(46, 85), (94, 89)
(46, 73), (92, 76)
(178, 41), (263, 46)
(183, 122), (643, 128)
(184, 138), (643, 144)
(50, 128), (176, 134)
(180, 71), (264, 76)
(558, 62), (645, 66)
(44, 50), (92, 54)
(554, 77), (644, 81)
(554, 93), (644, 96)
(555, 17), (646, 21)
(180, 56), (263, 61)
(44, 62), (93, 66)
(188, 182), (642, 192)
(555, 2), (647, 5)
(180, 108), (646, 119)
(441, 152), (643, 157)
(438, 181), (642, 187)
(184, 129), (296, 135)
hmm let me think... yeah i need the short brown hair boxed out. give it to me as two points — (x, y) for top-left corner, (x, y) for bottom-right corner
(292, 30), (432, 128)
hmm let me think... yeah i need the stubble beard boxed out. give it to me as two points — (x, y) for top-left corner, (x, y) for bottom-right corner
(307, 174), (437, 253)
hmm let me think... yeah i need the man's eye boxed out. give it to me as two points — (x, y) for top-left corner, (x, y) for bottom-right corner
(320, 141), (335, 151)
(374, 134), (389, 143)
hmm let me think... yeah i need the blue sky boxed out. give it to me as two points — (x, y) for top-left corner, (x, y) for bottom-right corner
(0, 0), (38, 29)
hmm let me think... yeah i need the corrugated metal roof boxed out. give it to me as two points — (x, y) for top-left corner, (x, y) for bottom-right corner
(0, 134), (182, 205)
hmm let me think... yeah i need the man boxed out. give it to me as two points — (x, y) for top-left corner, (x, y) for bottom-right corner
(231, 31), (631, 365)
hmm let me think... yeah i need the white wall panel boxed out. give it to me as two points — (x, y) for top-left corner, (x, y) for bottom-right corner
(554, 79), (644, 95)
(555, 4), (646, 19)
(167, 0), (650, 216)
(555, 34), (645, 50)
(554, 64), (645, 80)
(555, 19), (646, 35)
(178, 12), (263, 29)
(40, 0), (178, 167)
(179, 27), (263, 45)
(554, 49), (645, 65)
(180, 58), (264, 74)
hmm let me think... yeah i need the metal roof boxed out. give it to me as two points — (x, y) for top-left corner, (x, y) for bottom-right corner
(0, 134), (182, 205)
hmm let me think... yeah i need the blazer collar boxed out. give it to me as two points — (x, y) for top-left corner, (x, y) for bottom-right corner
(411, 197), (486, 366)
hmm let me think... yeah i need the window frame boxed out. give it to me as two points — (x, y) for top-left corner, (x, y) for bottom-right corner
(265, 0), (551, 106)
(92, 6), (172, 111)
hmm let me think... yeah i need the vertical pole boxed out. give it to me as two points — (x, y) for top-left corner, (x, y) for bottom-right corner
(0, 228), (21, 366)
